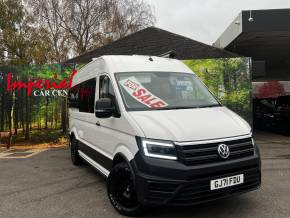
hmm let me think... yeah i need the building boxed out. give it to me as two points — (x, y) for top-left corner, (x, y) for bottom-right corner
(214, 8), (290, 82)
(64, 27), (237, 64)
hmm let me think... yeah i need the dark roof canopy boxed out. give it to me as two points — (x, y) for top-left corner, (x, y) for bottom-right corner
(214, 8), (290, 81)
(65, 27), (237, 63)
(214, 9), (290, 61)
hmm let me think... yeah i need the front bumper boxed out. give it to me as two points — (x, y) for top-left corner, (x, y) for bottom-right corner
(130, 152), (261, 206)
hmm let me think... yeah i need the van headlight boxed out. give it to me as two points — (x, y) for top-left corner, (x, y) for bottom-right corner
(141, 139), (177, 160)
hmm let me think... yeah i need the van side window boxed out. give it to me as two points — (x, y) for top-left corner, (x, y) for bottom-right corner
(79, 78), (96, 113)
(68, 85), (79, 108)
(99, 75), (116, 101)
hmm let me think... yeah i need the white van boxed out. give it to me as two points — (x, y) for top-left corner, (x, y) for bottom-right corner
(68, 55), (261, 216)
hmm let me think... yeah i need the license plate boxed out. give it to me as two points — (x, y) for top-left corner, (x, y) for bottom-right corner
(210, 174), (244, 190)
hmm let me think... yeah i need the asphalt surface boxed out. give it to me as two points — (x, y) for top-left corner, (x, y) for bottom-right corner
(0, 131), (290, 218)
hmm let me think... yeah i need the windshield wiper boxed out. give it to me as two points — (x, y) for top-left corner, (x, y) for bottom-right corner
(152, 104), (220, 111)
(154, 106), (198, 110)
(198, 104), (221, 108)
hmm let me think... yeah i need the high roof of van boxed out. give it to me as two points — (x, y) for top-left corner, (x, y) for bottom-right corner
(72, 55), (194, 86)
(102, 55), (193, 74)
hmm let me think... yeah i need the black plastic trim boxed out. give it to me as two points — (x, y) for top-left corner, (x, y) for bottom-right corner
(78, 140), (113, 171)
(130, 149), (261, 206)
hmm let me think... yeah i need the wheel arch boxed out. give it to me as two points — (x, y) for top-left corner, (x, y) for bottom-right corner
(112, 152), (130, 166)
(69, 127), (79, 141)
(113, 144), (135, 163)
(112, 151), (136, 183)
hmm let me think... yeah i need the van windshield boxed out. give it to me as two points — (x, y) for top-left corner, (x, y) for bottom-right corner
(115, 72), (220, 111)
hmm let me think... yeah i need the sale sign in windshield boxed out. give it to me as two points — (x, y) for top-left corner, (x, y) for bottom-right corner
(120, 76), (168, 109)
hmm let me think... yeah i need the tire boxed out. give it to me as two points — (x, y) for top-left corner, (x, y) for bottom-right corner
(70, 137), (83, 166)
(107, 162), (144, 216)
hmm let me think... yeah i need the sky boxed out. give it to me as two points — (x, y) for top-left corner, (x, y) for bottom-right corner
(146, 0), (290, 45)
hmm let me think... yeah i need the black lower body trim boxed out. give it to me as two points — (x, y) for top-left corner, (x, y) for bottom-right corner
(78, 140), (113, 171)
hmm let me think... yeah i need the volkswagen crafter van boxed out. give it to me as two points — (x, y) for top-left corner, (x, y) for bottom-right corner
(68, 55), (261, 216)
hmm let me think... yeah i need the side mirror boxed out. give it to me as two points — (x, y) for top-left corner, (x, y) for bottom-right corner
(95, 98), (114, 118)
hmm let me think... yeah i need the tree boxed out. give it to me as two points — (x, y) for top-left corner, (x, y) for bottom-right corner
(30, 0), (155, 133)
(103, 0), (155, 44)
(184, 58), (252, 121)
(0, 0), (155, 146)
(0, 0), (57, 143)
(30, 0), (155, 56)
(0, 0), (27, 147)
(30, 0), (70, 63)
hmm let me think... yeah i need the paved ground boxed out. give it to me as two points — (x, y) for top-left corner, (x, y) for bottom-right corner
(0, 148), (47, 159)
(0, 131), (290, 218)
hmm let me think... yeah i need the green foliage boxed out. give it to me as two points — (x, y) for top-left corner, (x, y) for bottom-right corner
(0, 0), (66, 64)
(0, 64), (75, 138)
(1, 129), (67, 145)
(184, 58), (252, 122)
(220, 89), (250, 114)
(0, 0), (24, 30)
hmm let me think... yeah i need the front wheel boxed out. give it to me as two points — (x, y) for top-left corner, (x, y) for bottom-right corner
(107, 162), (143, 216)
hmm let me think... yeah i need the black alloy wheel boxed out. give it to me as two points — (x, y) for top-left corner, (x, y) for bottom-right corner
(107, 162), (143, 216)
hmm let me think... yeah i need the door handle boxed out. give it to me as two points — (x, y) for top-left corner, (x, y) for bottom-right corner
(96, 121), (101, 126)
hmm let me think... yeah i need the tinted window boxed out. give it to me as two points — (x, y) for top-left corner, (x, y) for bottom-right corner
(79, 78), (96, 113)
(99, 75), (116, 102)
(68, 85), (79, 108)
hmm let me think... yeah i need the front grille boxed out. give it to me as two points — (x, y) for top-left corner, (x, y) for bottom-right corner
(169, 164), (260, 205)
(175, 137), (254, 166)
